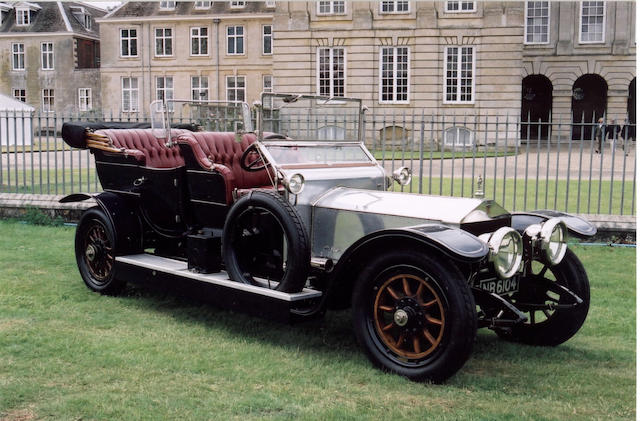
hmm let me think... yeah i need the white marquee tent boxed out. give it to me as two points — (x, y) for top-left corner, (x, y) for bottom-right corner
(0, 94), (34, 146)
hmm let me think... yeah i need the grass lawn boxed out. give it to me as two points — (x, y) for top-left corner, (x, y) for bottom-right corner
(0, 220), (635, 420)
(400, 177), (635, 215)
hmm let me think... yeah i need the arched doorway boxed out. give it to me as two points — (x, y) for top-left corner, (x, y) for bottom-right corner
(521, 75), (553, 140)
(571, 74), (607, 140)
(627, 78), (636, 140)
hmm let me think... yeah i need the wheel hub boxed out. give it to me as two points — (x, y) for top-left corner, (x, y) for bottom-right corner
(85, 244), (97, 262)
(394, 298), (424, 330)
(393, 308), (409, 326)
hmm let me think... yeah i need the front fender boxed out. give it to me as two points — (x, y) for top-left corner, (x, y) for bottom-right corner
(61, 192), (143, 253)
(511, 210), (597, 239)
(324, 224), (487, 310)
(335, 223), (488, 268)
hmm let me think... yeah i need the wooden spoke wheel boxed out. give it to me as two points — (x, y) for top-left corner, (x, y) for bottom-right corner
(352, 250), (477, 383)
(75, 207), (125, 295)
(373, 274), (445, 359)
(82, 222), (114, 283)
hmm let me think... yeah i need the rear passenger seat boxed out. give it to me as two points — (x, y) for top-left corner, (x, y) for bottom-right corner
(90, 128), (274, 204)
(94, 128), (186, 168)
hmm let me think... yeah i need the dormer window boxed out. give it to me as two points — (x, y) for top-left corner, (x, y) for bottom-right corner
(159, 1), (176, 10)
(70, 6), (92, 31)
(194, 1), (211, 9)
(0, 4), (10, 26)
(16, 7), (30, 25)
(230, 1), (245, 8)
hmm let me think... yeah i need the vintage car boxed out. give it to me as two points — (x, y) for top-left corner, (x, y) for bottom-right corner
(60, 94), (596, 382)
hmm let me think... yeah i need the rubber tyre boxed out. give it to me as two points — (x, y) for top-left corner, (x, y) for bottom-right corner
(222, 190), (310, 293)
(75, 207), (125, 295)
(352, 250), (476, 383)
(496, 249), (590, 346)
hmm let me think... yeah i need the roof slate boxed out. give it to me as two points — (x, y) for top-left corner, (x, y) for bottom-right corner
(0, 1), (105, 35)
(108, 1), (272, 18)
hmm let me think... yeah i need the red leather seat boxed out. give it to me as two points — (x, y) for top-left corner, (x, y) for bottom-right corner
(95, 128), (186, 168)
(177, 132), (273, 203)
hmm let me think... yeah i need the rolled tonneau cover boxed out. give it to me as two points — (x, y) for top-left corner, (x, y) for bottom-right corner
(61, 121), (198, 149)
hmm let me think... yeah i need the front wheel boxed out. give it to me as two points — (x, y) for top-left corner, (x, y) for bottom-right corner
(496, 248), (590, 346)
(352, 250), (477, 383)
(75, 207), (124, 295)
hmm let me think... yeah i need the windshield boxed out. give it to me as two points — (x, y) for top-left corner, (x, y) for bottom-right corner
(151, 100), (252, 133)
(263, 143), (373, 168)
(260, 94), (362, 142)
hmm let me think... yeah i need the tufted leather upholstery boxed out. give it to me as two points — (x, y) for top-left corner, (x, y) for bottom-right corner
(95, 129), (186, 168)
(177, 132), (273, 203)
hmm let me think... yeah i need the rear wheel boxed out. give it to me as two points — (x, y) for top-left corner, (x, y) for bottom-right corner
(75, 207), (124, 295)
(352, 250), (476, 383)
(496, 249), (590, 346)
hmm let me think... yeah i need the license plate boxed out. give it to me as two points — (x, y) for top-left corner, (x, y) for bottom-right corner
(478, 277), (519, 295)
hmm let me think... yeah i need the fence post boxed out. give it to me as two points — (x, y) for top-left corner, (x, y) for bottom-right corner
(523, 112), (531, 211)
(620, 123), (629, 214)
(418, 109), (425, 194)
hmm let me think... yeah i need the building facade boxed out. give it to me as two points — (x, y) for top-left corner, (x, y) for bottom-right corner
(272, 1), (635, 143)
(95, 1), (634, 143)
(521, 1), (635, 139)
(0, 1), (104, 116)
(97, 1), (274, 117)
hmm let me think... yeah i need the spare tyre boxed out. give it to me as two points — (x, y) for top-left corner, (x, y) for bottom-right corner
(222, 190), (310, 293)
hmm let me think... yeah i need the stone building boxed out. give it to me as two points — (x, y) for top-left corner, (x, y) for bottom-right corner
(0, 1), (104, 116)
(96, 1), (275, 117)
(521, 1), (636, 140)
(94, 1), (635, 144)
(272, 1), (635, 143)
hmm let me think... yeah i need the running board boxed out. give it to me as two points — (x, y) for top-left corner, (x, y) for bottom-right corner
(114, 254), (323, 323)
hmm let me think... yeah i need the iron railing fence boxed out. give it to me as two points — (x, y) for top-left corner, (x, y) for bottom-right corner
(0, 109), (635, 216)
(362, 112), (635, 216)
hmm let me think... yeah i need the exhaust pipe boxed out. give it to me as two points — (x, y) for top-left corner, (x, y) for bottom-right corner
(310, 257), (334, 273)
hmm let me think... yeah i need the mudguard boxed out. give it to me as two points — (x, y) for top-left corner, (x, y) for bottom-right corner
(334, 223), (488, 271)
(324, 224), (488, 309)
(511, 210), (597, 239)
(60, 192), (143, 253)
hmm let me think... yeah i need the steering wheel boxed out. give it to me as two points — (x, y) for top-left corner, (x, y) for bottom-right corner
(240, 143), (270, 172)
(264, 133), (288, 140)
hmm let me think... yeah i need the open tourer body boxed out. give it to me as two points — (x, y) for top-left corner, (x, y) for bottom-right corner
(61, 94), (596, 382)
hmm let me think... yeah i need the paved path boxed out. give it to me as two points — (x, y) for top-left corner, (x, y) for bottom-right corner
(382, 143), (635, 182)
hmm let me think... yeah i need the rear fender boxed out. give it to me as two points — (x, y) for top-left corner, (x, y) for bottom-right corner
(61, 192), (143, 253)
(511, 211), (597, 239)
